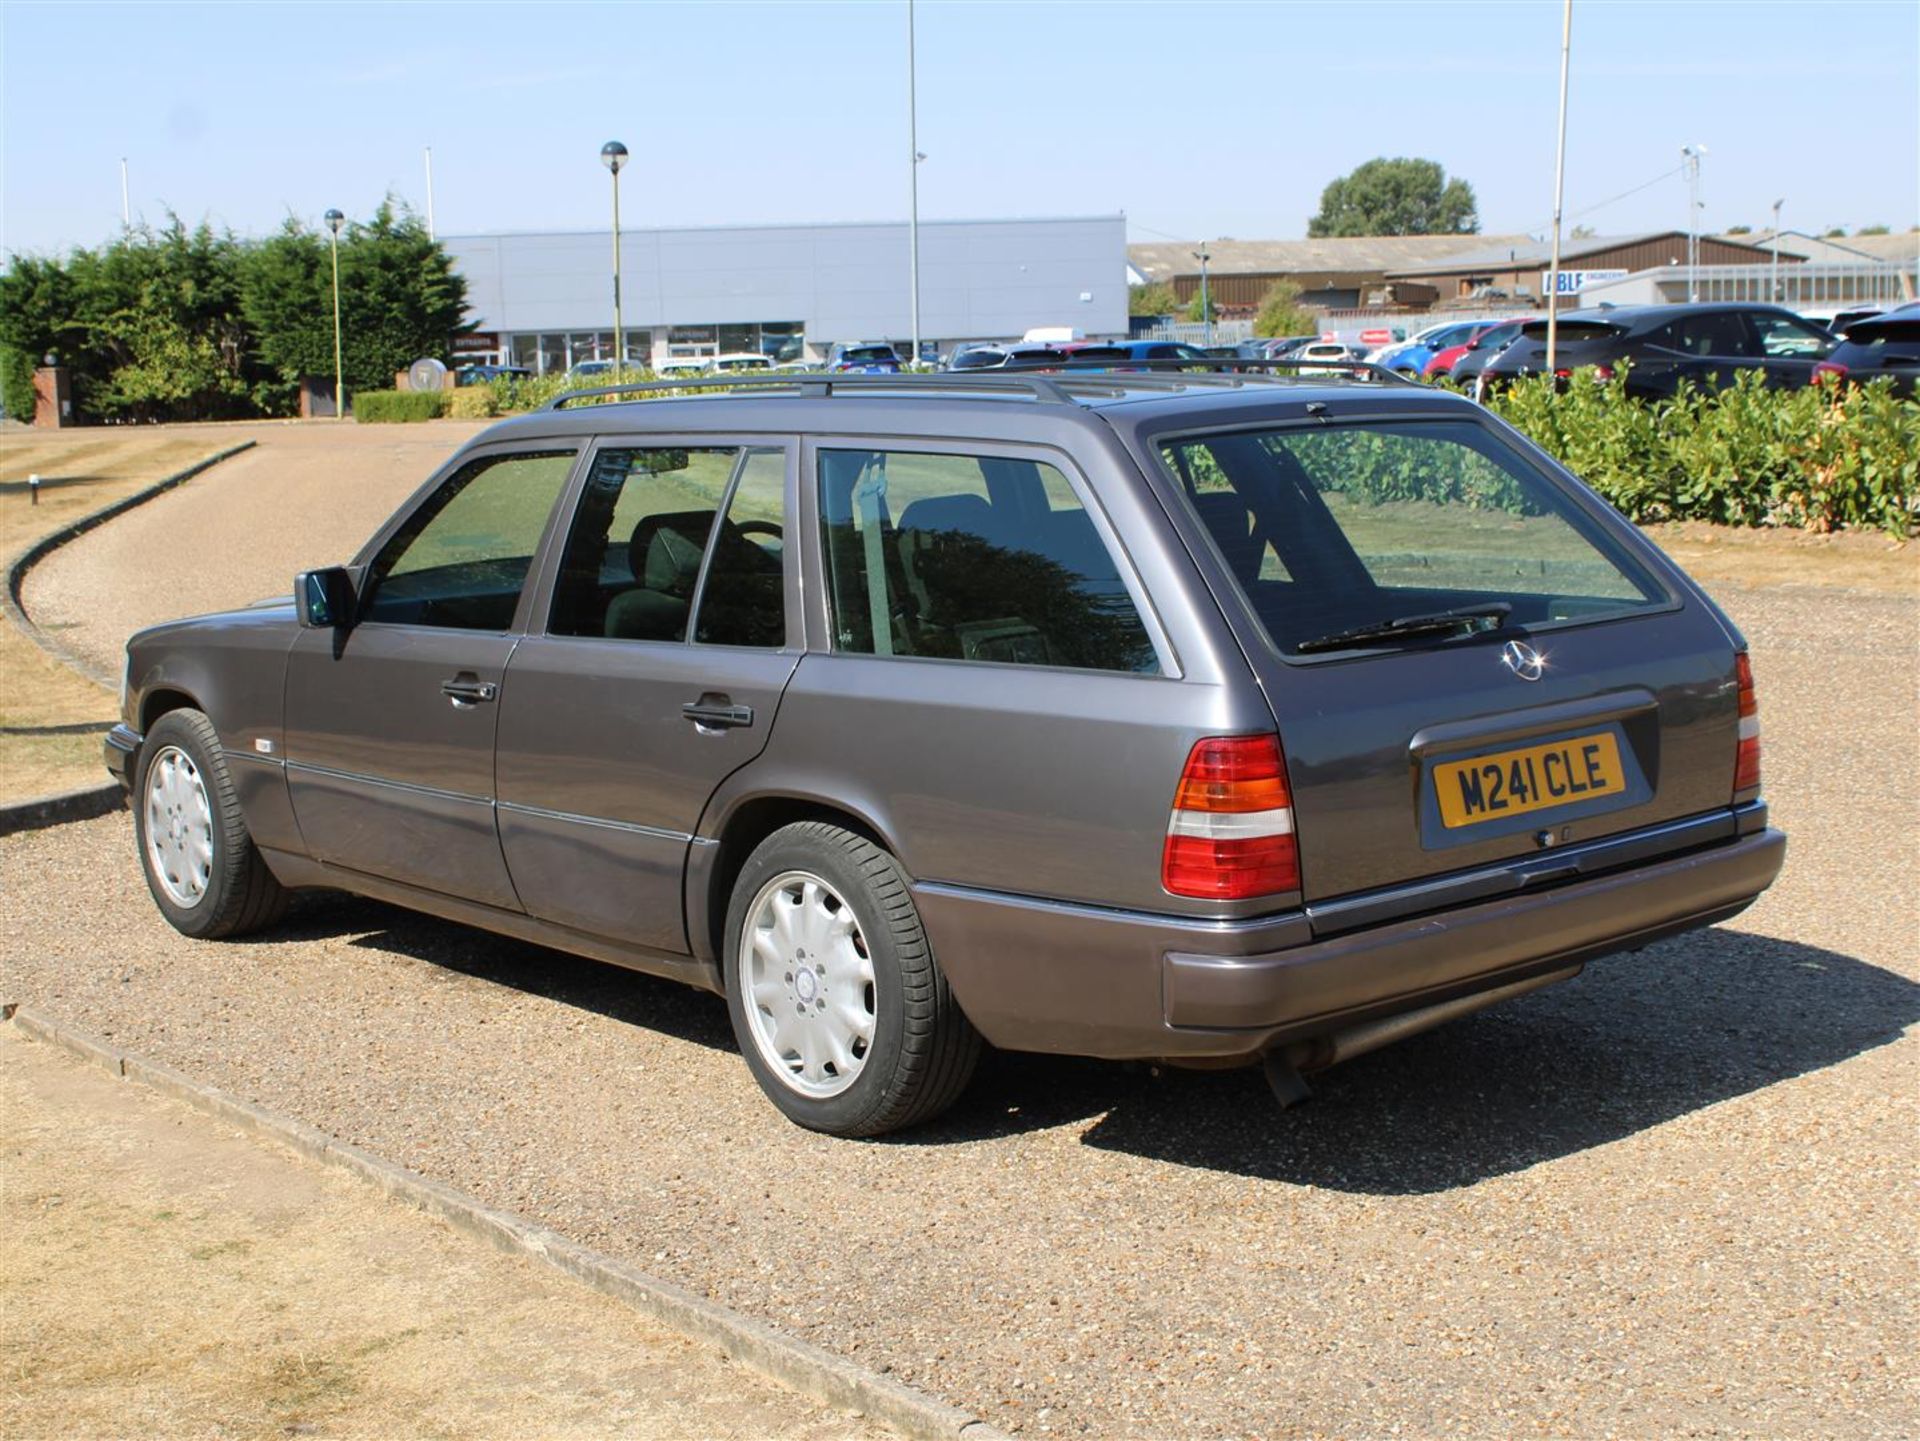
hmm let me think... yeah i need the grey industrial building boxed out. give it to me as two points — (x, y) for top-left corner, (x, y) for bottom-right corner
(441, 215), (1128, 372)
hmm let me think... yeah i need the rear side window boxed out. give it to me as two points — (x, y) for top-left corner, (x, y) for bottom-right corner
(548, 446), (786, 646)
(818, 448), (1158, 673)
(1750, 313), (1835, 358)
(1157, 421), (1665, 658)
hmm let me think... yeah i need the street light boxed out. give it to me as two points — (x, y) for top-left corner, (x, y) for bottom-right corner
(1681, 144), (1707, 302)
(907, 0), (922, 368)
(1193, 244), (1212, 347)
(1544, 0), (1573, 373)
(1771, 197), (1785, 302)
(602, 141), (628, 373)
(324, 209), (345, 420)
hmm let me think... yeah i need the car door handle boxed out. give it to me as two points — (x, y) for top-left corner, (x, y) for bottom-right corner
(681, 698), (753, 731)
(441, 678), (498, 706)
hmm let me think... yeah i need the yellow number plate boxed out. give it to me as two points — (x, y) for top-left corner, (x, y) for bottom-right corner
(1434, 732), (1625, 830)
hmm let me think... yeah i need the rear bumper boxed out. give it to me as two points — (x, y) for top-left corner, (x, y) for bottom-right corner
(915, 814), (1786, 1062)
(104, 723), (142, 789)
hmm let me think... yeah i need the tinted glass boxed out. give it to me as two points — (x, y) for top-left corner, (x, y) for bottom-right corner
(1157, 421), (1664, 658)
(818, 449), (1157, 673)
(694, 449), (787, 648)
(1674, 313), (1752, 356)
(548, 447), (738, 641)
(361, 450), (576, 630)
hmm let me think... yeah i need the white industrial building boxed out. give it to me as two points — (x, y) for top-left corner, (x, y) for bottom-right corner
(440, 215), (1128, 372)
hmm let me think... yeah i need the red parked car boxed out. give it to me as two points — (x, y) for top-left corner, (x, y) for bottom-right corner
(1423, 322), (1503, 377)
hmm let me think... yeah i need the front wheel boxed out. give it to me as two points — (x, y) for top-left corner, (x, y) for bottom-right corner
(133, 708), (288, 939)
(723, 822), (980, 1137)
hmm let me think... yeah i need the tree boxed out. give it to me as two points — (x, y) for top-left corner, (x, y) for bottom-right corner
(1128, 281), (1177, 317)
(243, 198), (468, 400)
(1252, 280), (1316, 339)
(1724, 224), (1752, 235)
(1184, 289), (1220, 323)
(1308, 157), (1478, 237)
(1857, 224), (1891, 235)
(1570, 224), (1597, 239)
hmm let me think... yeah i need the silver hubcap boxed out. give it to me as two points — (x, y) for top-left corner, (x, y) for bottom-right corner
(144, 745), (213, 908)
(741, 870), (876, 1099)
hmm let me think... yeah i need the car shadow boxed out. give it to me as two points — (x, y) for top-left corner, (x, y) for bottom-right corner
(261, 896), (1915, 1194)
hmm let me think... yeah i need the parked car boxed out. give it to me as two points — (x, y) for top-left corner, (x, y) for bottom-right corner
(1446, 318), (1535, 394)
(1292, 340), (1369, 374)
(948, 343), (1075, 371)
(1378, 321), (1487, 376)
(654, 357), (708, 378)
(1479, 304), (1839, 399)
(1812, 302), (1920, 397)
(108, 368), (1783, 1136)
(1085, 339), (1211, 366)
(827, 343), (903, 374)
(455, 364), (532, 387)
(1422, 322), (1506, 378)
(706, 353), (775, 374)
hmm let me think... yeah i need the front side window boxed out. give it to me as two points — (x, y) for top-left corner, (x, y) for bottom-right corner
(1157, 421), (1664, 659)
(548, 445), (786, 646)
(360, 449), (576, 630)
(1674, 313), (1751, 356)
(818, 448), (1158, 673)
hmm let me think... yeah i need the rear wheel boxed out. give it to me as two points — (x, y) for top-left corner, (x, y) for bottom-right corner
(723, 822), (980, 1137)
(134, 708), (288, 939)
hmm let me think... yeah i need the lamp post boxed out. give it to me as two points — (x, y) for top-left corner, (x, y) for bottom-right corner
(1770, 197), (1785, 302)
(1681, 144), (1707, 302)
(1544, 0), (1573, 373)
(1193, 244), (1212, 347)
(602, 141), (628, 372)
(324, 209), (345, 420)
(907, 0), (922, 369)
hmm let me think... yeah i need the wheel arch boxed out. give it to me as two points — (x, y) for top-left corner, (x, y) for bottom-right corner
(139, 686), (203, 734)
(689, 790), (900, 981)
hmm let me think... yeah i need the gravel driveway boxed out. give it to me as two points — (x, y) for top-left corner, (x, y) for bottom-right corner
(5, 426), (1916, 1437)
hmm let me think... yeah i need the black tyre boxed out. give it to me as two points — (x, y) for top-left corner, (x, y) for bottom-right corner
(723, 821), (981, 1137)
(133, 708), (288, 939)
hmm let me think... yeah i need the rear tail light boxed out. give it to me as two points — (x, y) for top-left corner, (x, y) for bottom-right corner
(1592, 364), (1615, 381)
(1811, 360), (1848, 385)
(1162, 735), (1300, 899)
(1734, 652), (1762, 796)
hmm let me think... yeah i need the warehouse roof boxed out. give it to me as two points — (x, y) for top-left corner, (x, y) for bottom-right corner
(1126, 233), (1529, 282)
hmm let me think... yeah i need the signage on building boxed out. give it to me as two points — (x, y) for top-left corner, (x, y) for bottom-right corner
(453, 331), (499, 353)
(1540, 269), (1628, 296)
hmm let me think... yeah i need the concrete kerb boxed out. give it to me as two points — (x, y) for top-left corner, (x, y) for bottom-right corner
(3, 440), (258, 689)
(4, 1004), (1010, 1441)
(0, 782), (125, 837)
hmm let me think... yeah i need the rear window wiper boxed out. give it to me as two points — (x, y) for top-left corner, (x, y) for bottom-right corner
(1294, 602), (1513, 655)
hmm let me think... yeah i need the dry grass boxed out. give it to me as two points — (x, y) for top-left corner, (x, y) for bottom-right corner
(0, 430), (240, 803)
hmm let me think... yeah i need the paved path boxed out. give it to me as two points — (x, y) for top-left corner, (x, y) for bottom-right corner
(0, 1024), (882, 1440)
(22, 420), (486, 679)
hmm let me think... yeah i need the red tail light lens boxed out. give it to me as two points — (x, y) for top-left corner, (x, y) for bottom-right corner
(1811, 360), (1848, 385)
(1734, 652), (1762, 795)
(1163, 735), (1300, 899)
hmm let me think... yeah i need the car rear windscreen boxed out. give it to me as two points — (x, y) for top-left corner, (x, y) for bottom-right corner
(1156, 420), (1667, 658)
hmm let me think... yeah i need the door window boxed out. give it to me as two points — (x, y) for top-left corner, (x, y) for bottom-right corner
(546, 444), (787, 646)
(1673, 313), (1753, 356)
(1750, 312), (1835, 358)
(695, 449), (788, 648)
(818, 448), (1158, 673)
(359, 449), (576, 630)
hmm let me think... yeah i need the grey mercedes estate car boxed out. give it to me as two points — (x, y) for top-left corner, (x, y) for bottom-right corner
(108, 370), (1785, 1135)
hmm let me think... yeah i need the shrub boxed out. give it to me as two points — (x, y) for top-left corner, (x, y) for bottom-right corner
(353, 388), (446, 423)
(445, 386), (498, 419)
(1485, 368), (1919, 536)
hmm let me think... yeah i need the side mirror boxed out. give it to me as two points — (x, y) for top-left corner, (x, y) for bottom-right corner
(296, 567), (356, 629)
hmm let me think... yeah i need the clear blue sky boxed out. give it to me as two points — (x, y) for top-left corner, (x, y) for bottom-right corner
(3, 0), (1915, 257)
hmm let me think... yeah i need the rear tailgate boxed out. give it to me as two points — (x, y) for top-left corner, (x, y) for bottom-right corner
(1146, 407), (1743, 916)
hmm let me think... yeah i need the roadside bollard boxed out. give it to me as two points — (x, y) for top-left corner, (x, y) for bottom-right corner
(28, 473), (40, 505)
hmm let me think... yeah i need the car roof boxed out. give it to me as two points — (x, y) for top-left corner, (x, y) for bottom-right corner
(472, 373), (1475, 459)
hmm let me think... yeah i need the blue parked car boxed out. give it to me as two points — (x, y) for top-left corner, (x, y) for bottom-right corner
(827, 342), (903, 374)
(1376, 321), (1490, 375)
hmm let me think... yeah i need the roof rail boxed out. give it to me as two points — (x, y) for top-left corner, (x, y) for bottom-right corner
(540, 371), (1081, 410)
(536, 356), (1419, 412)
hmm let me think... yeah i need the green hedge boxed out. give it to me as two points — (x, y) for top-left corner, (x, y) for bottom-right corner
(1486, 369), (1918, 536)
(353, 388), (447, 423)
